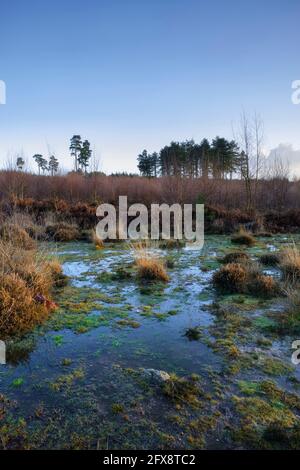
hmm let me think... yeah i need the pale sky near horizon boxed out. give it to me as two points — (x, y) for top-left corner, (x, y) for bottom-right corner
(0, 0), (300, 175)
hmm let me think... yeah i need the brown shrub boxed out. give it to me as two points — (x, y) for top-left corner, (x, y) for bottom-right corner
(231, 227), (256, 246)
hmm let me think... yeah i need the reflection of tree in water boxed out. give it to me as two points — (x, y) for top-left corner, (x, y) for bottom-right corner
(6, 335), (36, 366)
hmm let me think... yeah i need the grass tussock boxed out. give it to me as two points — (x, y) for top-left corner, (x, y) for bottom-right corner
(221, 252), (250, 264)
(46, 259), (68, 288)
(136, 257), (169, 282)
(45, 222), (79, 241)
(213, 263), (248, 293)
(231, 227), (256, 246)
(162, 373), (202, 405)
(0, 239), (62, 337)
(213, 261), (279, 297)
(250, 273), (278, 297)
(0, 224), (36, 250)
(279, 244), (300, 283)
(131, 240), (169, 282)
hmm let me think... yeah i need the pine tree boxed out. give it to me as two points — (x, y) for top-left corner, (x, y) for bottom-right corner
(138, 150), (153, 177)
(49, 155), (59, 176)
(78, 140), (91, 173)
(16, 156), (25, 171)
(33, 154), (48, 175)
(69, 135), (82, 171)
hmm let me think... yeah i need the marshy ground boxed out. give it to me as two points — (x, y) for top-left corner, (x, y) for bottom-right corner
(1, 235), (300, 449)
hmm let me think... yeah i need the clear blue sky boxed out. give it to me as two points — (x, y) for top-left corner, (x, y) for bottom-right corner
(0, 0), (299, 173)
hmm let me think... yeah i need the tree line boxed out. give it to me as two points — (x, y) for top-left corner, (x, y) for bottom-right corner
(137, 137), (245, 179)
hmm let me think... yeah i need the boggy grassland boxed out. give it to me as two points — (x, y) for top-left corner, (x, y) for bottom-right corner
(1, 213), (300, 450)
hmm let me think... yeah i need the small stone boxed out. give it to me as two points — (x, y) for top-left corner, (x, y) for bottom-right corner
(140, 368), (171, 383)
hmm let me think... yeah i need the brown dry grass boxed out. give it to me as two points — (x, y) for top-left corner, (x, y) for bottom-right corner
(213, 260), (279, 297)
(249, 273), (278, 297)
(45, 222), (79, 241)
(0, 273), (49, 336)
(231, 227), (256, 246)
(0, 223), (36, 250)
(280, 244), (300, 283)
(213, 263), (248, 293)
(0, 237), (61, 337)
(136, 257), (169, 282)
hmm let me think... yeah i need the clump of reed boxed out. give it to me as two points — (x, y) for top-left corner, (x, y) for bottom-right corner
(279, 244), (300, 283)
(132, 241), (169, 282)
(213, 260), (279, 297)
(213, 262), (248, 293)
(136, 257), (169, 282)
(231, 227), (256, 246)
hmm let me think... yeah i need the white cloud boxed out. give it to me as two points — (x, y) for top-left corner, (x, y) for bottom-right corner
(267, 143), (300, 177)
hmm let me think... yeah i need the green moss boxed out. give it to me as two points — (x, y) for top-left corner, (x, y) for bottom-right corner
(116, 319), (141, 329)
(61, 358), (72, 366)
(253, 316), (277, 331)
(50, 368), (85, 392)
(237, 380), (260, 395)
(111, 403), (125, 414)
(11, 377), (24, 388)
(6, 335), (36, 365)
(233, 395), (297, 427)
(232, 393), (298, 448)
(52, 335), (64, 346)
(187, 412), (219, 449)
(162, 374), (206, 407)
(200, 258), (220, 271)
(258, 356), (293, 376)
(259, 380), (300, 409)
